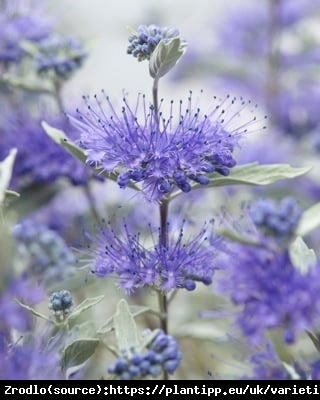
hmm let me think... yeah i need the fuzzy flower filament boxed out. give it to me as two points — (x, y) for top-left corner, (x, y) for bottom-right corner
(70, 92), (260, 201)
(86, 220), (223, 293)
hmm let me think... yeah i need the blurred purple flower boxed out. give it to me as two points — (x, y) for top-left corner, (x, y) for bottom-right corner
(218, 245), (320, 345)
(0, 0), (52, 64)
(241, 341), (320, 380)
(0, 106), (100, 190)
(35, 34), (87, 79)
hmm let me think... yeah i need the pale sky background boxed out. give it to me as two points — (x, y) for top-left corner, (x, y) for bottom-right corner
(47, 0), (243, 102)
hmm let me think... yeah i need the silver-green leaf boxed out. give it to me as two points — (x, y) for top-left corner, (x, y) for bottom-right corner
(149, 37), (187, 79)
(0, 148), (17, 206)
(15, 299), (51, 322)
(97, 305), (155, 335)
(296, 202), (320, 236)
(200, 163), (311, 188)
(68, 295), (105, 320)
(41, 121), (139, 190)
(62, 338), (100, 370)
(113, 299), (139, 357)
(288, 236), (316, 275)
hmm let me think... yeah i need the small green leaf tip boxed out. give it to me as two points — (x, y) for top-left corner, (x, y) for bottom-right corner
(149, 37), (187, 79)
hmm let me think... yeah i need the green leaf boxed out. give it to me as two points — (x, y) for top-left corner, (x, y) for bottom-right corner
(306, 331), (320, 352)
(217, 227), (261, 246)
(138, 329), (159, 352)
(15, 299), (51, 322)
(62, 338), (99, 370)
(149, 37), (187, 79)
(113, 299), (139, 357)
(41, 121), (89, 164)
(128, 305), (156, 318)
(97, 305), (154, 335)
(296, 202), (320, 236)
(206, 163), (311, 187)
(0, 148), (17, 206)
(65, 321), (97, 345)
(4, 190), (20, 202)
(288, 236), (316, 274)
(282, 362), (301, 380)
(68, 295), (105, 320)
(41, 121), (139, 191)
(2, 74), (53, 94)
(96, 316), (114, 335)
(173, 320), (228, 341)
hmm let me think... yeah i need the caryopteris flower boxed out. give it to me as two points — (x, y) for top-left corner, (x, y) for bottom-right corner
(0, 0), (52, 64)
(85, 220), (223, 293)
(248, 197), (302, 239)
(107, 329), (182, 380)
(127, 24), (184, 61)
(70, 91), (262, 201)
(13, 220), (76, 273)
(218, 245), (320, 345)
(241, 341), (320, 380)
(0, 336), (64, 380)
(35, 35), (87, 79)
(0, 106), (99, 190)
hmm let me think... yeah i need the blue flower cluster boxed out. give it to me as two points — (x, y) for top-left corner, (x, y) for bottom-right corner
(13, 219), (76, 286)
(127, 24), (182, 61)
(89, 220), (223, 293)
(71, 92), (258, 201)
(242, 341), (320, 380)
(249, 197), (302, 238)
(107, 329), (182, 380)
(0, 109), (98, 190)
(36, 35), (87, 79)
(219, 239), (320, 345)
(49, 290), (73, 317)
(0, 0), (52, 64)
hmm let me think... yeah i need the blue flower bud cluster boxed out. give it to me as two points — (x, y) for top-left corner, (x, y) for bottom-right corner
(13, 220), (76, 277)
(127, 24), (181, 61)
(35, 35), (87, 79)
(48, 290), (73, 318)
(249, 197), (302, 238)
(107, 329), (182, 380)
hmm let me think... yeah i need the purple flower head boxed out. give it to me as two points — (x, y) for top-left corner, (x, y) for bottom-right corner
(0, 0), (52, 64)
(218, 245), (320, 345)
(69, 91), (262, 201)
(35, 34), (87, 79)
(248, 197), (302, 240)
(219, 197), (303, 251)
(241, 341), (292, 380)
(0, 105), (101, 191)
(127, 24), (184, 61)
(0, 326), (64, 380)
(0, 277), (44, 341)
(241, 341), (319, 380)
(84, 219), (224, 293)
(13, 219), (78, 289)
